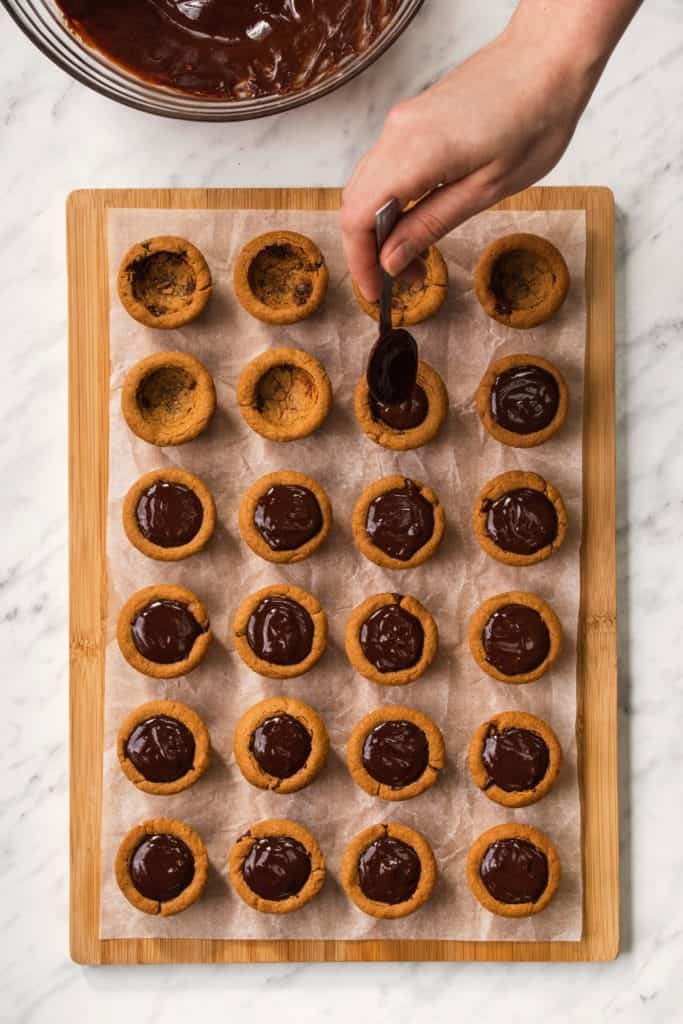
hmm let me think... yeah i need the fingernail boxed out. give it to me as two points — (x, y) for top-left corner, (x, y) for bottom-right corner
(383, 240), (418, 277)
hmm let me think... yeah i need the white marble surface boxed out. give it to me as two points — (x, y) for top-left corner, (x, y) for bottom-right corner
(0, 0), (681, 1020)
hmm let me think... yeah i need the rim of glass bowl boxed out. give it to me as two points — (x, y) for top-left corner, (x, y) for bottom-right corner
(2, 0), (426, 122)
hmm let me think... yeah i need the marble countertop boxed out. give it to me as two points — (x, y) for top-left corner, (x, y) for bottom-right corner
(1, 1), (681, 1021)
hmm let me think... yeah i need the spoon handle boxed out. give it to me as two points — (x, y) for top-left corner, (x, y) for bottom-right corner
(375, 197), (400, 335)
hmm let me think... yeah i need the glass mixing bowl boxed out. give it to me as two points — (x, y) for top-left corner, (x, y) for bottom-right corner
(3, 0), (425, 121)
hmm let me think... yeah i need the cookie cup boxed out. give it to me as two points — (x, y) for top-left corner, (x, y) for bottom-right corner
(473, 233), (569, 329)
(238, 470), (331, 564)
(234, 230), (328, 325)
(117, 584), (211, 679)
(467, 823), (561, 918)
(233, 697), (329, 794)
(121, 350), (216, 446)
(355, 360), (448, 451)
(123, 467), (216, 561)
(473, 470), (568, 566)
(115, 817), (208, 916)
(467, 710), (562, 807)
(468, 591), (562, 684)
(352, 476), (445, 570)
(476, 354), (569, 448)
(352, 245), (448, 326)
(232, 583), (327, 680)
(117, 236), (211, 329)
(229, 819), (326, 914)
(345, 593), (437, 686)
(117, 700), (210, 795)
(237, 347), (332, 442)
(341, 823), (436, 919)
(347, 706), (444, 801)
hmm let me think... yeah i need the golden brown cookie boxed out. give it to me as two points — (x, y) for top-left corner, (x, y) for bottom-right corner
(352, 245), (448, 326)
(121, 350), (216, 446)
(233, 697), (329, 794)
(467, 711), (562, 807)
(237, 347), (332, 442)
(232, 583), (327, 680)
(117, 236), (212, 329)
(352, 476), (445, 570)
(234, 230), (328, 325)
(468, 591), (562, 684)
(345, 593), (437, 686)
(123, 467), (216, 561)
(238, 470), (332, 564)
(115, 817), (209, 916)
(341, 822), (436, 919)
(117, 700), (210, 795)
(473, 470), (568, 566)
(117, 584), (211, 679)
(347, 706), (444, 801)
(354, 360), (448, 451)
(467, 823), (561, 917)
(476, 354), (569, 448)
(474, 233), (569, 329)
(229, 818), (325, 914)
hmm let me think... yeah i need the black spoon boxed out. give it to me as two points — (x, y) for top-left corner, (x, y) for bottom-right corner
(366, 198), (418, 406)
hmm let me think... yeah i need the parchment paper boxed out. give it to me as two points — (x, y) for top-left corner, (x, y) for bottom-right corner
(100, 206), (585, 941)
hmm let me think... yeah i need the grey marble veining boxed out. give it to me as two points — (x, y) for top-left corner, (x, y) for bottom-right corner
(0, 0), (681, 1020)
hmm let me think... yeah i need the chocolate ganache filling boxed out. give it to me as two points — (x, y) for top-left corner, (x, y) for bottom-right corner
(359, 600), (424, 672)
(243, 836), (311, 901)
(130, 833), (195, 902)
(480, 838), (548, 904)
(484, 487), (558, 555)
(135, 480), (203, 548)
(247, 596), (314, 665)
(490, 365), (560, 435)
(367, 327), (419, 406)
(358, 835), (421, 904)
(131, 599), (204, 664)
(250, 714), (312, 778)
(371, 383), (428, 431)
(482, 603), (550, 675)
(254, 484), (322, 551)
(366, 480), (434, 561)
(125, 715), (195, 783)
(362, 720), (429, 788)
(482, 726), (549, 792)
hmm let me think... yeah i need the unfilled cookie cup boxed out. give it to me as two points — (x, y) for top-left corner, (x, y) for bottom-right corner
(233, 697), (329, 794)
(467, 710), (562, 807)
(467, 823), (561, 918)
(234, 230), (328, 325)
(352, 245), (448, 326)
(121, 351), (216, 446)
(473, 233), (569, 329)
(117, 236), (212, 329)
(345, 593), (438, 686)
(476, 353), (569, 448)
(229, 818), (326, 914)
(354, 360), (448, 451)
(237, 347), (332, 442)
(468, 590), (562, 684)
(117, 584), (211, 679)
(238, 470), (332, 564)
(473, 470), (568, 566)
(352, 475), (445, 570)
(341, 822), (436, 919)
(347, 706), (445, 802)
(115, 817), (209, 916)
(232, 583), (327, 680)
(123, 467), (216, 561)
(117, 699), (210, 795)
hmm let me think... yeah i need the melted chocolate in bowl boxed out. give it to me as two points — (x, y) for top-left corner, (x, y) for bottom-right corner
(254, 484), (322, 551)
(125, 715), (196, 783)
(482, 726), (549, 792)
(366, 479), (434, 561)
(491, 365), (560, 435)
(362, 720), (429, 788)
(359, 601), (424, 672)
(131, 599), (204, 664)
(484, 487), (558, 555)
(482, 603), (550, 676)
(55, 1), (401, 100)
(130, 833), (195, 902)
(136, 480), (204, 548)
(247, 595), (314, 665)
(358, 835), (421, 904)
(480, 838), (548, 904)
(250, 714), (312, 778)
(242, 835), (311, 901)
(371, 383), (428, 430)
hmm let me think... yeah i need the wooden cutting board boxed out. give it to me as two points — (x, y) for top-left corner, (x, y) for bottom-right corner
(68, 186), (617, 964)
